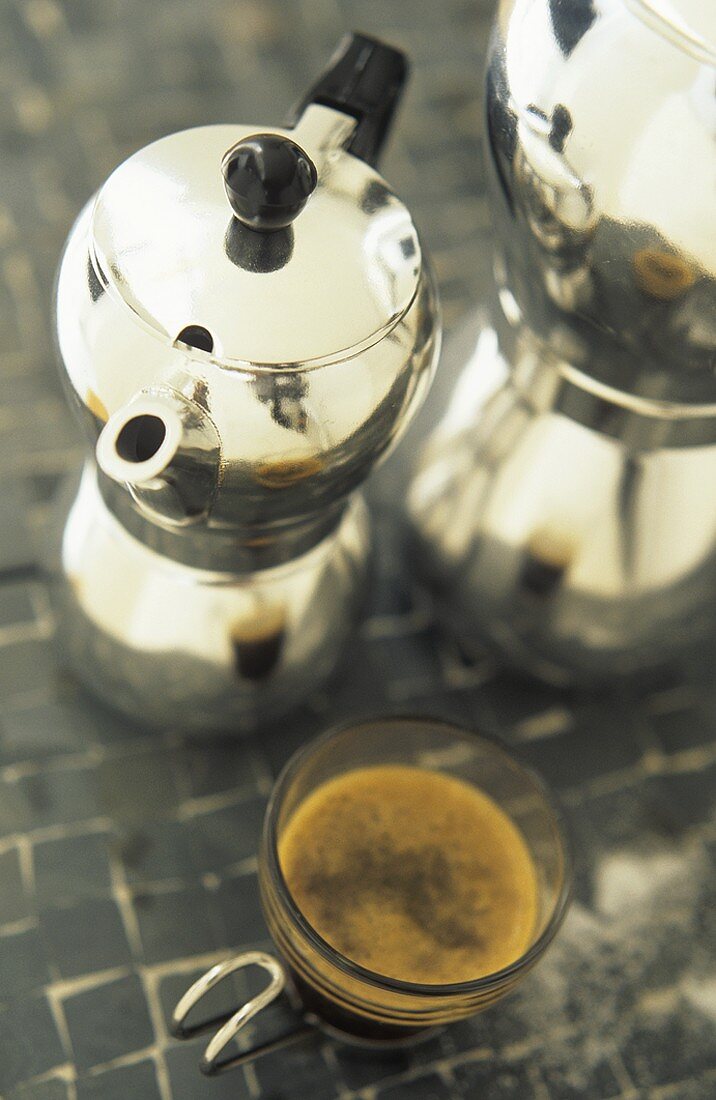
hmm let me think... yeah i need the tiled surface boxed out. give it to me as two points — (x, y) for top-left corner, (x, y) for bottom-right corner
(0, 0), (715, 1098)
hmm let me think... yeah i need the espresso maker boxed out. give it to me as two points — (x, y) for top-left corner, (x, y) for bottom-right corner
(49, 34), (440, 729)
(409, 1), (716, 684)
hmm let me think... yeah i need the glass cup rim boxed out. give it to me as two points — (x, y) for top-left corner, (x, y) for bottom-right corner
(263, 714), (573, 998)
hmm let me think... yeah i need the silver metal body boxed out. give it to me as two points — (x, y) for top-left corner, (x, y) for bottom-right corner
(49, 101), (439, 728)
(409, 1), (716, 683)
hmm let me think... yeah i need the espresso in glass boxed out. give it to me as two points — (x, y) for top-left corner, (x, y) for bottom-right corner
(279, 764), (538, 986)
(260, 717), (571, 1043)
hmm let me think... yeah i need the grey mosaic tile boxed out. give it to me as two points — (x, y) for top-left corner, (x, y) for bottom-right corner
(0, 845), (29, 925)
(0, 485), (34, 572)
(514, 707), (644, 791)
(561, 808), (598, 911)
(179, 735), (264, 800)
(535, 1045), (623, 1098)
(1, 701), (90, 761)
(0, 926), (50, 1000)
(362, 561), (416, 619)
(185, 794), (266, 874)
(446, 995), (528, 1055)
(452, 1054), (536, 1099)
(253, 1038), (339, 1099)
(9, 1079), (70, 1100)
(0, 369), (56, 407)
(651, 703), (716, 755)
(334, 1034), (446, 1092)
(621, 1004), (716, 1090)
(213, 871), (268, 948)
(318, 643), (396, 721)
(369, 631), (445, 690)
(699, 837), (716, 941)
(649, 764), (716, 833)
(62, 692), (145, 748)
(40, 896), (132, 979)
(375, 1072), (457, 1100)
(0, 993), (65, 1091)
(0, 639), (56, 702)
(33, 831), (112, 906)
(259, 705), (325, 778)
(0, 581), (35, 626)
(463, 669), (576, 731)
(165, 1040), (253, 1100)
(0, 777), (38, 835)
(9, 766), (99, 832)
(133, 884), (217, 965)
(582, 778), (684, 850)
(117, 820), (197, 885)
(0, 404), (76, 461)
(96, 748), (181, 826)
(62, 974), (154, 1074)
(75, 1060), (162, 1100)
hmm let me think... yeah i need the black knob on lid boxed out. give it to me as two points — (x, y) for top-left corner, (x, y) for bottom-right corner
(222, 134), (317, 232)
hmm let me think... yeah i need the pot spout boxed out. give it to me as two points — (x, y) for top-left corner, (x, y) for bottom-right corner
(96, 390), (221, 525)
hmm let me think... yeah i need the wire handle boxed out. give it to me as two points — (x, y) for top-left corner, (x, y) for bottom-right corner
(171, 951), (306, 1076)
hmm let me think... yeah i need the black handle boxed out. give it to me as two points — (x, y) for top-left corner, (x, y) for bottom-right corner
(288, 32), (409, 168)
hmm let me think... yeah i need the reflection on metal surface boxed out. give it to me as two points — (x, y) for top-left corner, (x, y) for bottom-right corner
(410, 326), (716, 682)
(409, 0), (716, 683)
(489, 0), (716, 405)
(51, 465), (371, 728)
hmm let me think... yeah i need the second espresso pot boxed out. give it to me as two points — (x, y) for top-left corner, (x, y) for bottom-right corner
(49, 34), (440, 729)
(409, 2), (716, 685)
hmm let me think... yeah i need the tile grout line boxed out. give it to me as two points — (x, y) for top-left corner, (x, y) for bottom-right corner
(16, 832), (35, 907)
(152, 1048), (173, 1100)
(84, 1043), (157, 1078)
(107, 838), (145, 964)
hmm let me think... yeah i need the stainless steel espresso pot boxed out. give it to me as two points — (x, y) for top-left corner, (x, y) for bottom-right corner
(49, 34), (440, 729)
(409, 2), (716, 684)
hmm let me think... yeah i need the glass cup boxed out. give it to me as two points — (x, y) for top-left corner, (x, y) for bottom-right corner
(172, 717), (572, 1074)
